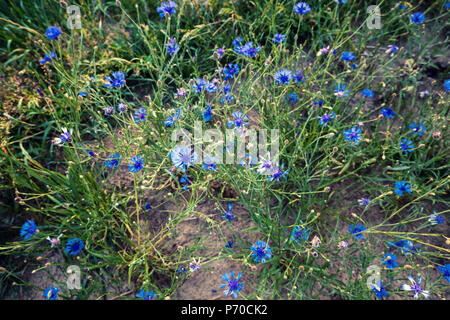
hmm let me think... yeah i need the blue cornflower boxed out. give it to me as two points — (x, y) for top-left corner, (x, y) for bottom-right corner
(220, 271), (243, 298)
(437, 264), (450, 283)
(203, 105), (212, 122)
(225, 241), (233, 248)
(104, 106), (114, 116)
(105, 152), (121, 169)
(192, 78), (207, 93)
(222, 203), (234, 221)
(166, 37), (179, 55)
(361, 89), (374, 98)
(272, 33), (286, 44)
(170, 145), (198, 172)
(232, 37), (243, 47)
(267, 164), (288, 182)
(165, 109), (181, 127)
(202, 156), (219, 171)
(20, 220), (37, 240)
(145, 201), (151, 211)
(136, 289), (157, 300)
(287, 93), (298, 103)
(388, 239), (419, 256)
(313, 98), (323, 107)
(290, 226), (309, 242)
(294, 2), (311, 15)
(410, 12), (425, 24)
(45, 26), (61, 40)
(444, 79), (450, 92)
(341, 51), (356, 61)
(293, 69), (305, 85)
(134, 107), (147, 123)
(381, 254), (399, 269)
(104, 71), (125, 88)
(221, 93), (235, 104)
(334, 84), (349, 97)
(428, 211), (444, 225)
(129, 156), (144, 173)
(343, 126), (362, 146)
(394, 181), (412, 196)
(223, 63), (240, 81)
(348, 224), (366, 240)
(205, 81), (218, 93)
(65, 238), (84, 256)
(400, 138), (414, 153)
(39, 51), (56, 64)
(274, 69), (293, 85)
(233, 38), (261, 58)
(318, 112), (335, 127)
(381, 107), (396, 118)
(409, 122), (426, 136)
(227, 111), (249, 130)
(157, 1), (176, 18)
(372, 281), (388, 299)
(43, 287), (59, 300)
(251, 241), (272, 263)
(213, 47), (225, 59)
(117, 103), (128, 113)
(179, 174), (190, 190)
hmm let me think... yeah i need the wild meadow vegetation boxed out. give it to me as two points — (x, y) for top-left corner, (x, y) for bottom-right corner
(0, 0), (449, 300)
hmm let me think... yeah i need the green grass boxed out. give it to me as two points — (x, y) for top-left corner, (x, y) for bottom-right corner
(0, 0), (449, 300)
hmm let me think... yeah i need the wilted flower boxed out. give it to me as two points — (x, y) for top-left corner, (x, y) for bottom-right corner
(402, 275), (430, 299)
